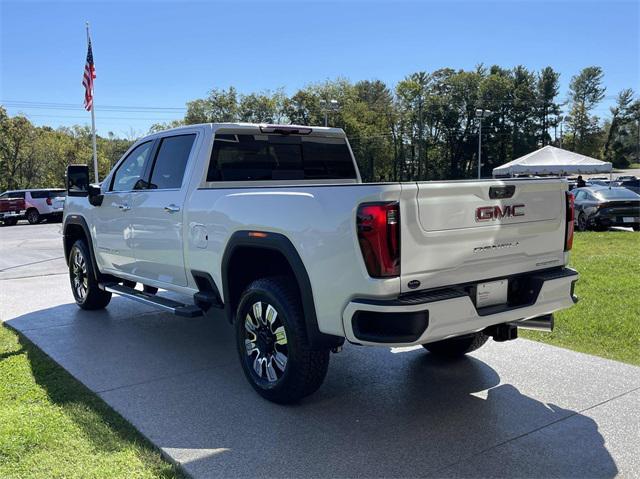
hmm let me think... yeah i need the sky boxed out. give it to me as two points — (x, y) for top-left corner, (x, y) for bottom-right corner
(1, 0), (639, 137)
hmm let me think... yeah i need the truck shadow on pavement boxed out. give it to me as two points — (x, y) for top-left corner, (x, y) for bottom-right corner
(6, 300), (618, 478)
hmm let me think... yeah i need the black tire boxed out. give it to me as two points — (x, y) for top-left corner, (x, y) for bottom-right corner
(26, 209), (40, 224)
(422, 332), (489, 358)
(633, 225), (640, 232)
(235, 276), (330, 404)
(577, 212), (588, 232)
(143, 285), (158, 294)
(68, 239), (112, 310)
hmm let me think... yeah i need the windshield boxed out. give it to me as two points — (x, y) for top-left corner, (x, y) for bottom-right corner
(207, 133), (357, 182)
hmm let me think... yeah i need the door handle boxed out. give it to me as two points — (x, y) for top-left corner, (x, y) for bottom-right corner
(116, 203), (131, 211)
(164, 204), (180, 213)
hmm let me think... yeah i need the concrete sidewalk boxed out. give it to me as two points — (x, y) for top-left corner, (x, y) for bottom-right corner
(1, 224), (639, 478)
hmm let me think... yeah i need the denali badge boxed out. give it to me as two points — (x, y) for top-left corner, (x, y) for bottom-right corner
(476, 204), (525, 222)
(473, 242), (520, 253)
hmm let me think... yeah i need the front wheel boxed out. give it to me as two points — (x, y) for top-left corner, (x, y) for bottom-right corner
(422, 332), (489, 358)
(69, 239), (112, 310)
(235, 277), (330, 404)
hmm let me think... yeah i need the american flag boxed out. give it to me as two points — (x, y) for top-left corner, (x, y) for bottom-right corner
(82, 37), (96, 111)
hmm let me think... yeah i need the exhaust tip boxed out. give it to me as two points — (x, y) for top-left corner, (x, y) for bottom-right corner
(509, 314), (554, 332)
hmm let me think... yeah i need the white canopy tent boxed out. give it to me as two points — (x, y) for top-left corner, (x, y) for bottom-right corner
(492, 145), (612, 177)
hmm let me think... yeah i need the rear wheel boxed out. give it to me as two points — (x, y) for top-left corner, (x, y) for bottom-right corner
(26, 209), (40, 224)
(235, 277), (330, 404)
(69, 239), (111, 310)
(577, 212), (588, 231)
(422, 332), (489, 358)
(633, 225), (640, 232)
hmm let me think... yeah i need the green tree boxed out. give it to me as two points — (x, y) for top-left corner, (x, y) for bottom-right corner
(536, 66), (561, 146)
(567, 66), (606, 155)
(604, 89), (640, 167)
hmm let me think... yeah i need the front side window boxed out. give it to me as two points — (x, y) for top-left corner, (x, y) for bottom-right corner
(149, 134), (196, 189)
(206, 132), (357, 182)
(111, 141), (153, 192)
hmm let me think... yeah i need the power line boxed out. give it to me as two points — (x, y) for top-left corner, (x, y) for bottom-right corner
(1, 100), (186, 113)
(23, 113), (181, 121)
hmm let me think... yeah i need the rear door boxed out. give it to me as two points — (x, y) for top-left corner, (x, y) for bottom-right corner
(399, 179), (567, 293)
(130, 133), (197, 286)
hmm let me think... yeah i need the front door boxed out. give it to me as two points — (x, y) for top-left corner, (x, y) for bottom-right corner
(131, 133), (197, 286)
(94, 140), (153, 274)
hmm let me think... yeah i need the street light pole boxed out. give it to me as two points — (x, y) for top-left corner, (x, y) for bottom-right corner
(320, 99), (339, 127)
(477, 116), (482, 179)
(475, 109), (491, 179)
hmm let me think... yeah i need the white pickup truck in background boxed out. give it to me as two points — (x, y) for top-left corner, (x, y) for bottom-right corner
(63, 123), (578, 403)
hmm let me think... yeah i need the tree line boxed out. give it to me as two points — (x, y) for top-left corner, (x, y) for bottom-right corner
(2, 65), (638, 191)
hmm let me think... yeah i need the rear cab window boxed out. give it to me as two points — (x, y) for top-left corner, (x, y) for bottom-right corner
(206, 129), (357, 183)
(2, 191), (25, 199)
(595, 188), (639, 200)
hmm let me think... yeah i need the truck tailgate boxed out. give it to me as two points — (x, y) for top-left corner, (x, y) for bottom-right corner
(399, 179), (567, 293)
(0, 198), (25, 213)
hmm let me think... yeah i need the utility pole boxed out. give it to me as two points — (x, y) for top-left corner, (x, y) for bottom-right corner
(475, 109), (491, 179)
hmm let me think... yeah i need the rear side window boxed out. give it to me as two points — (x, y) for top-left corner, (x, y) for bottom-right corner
(207, 133), (356, 182)
(48, 190), (66, 198)
(30, 190), (48, 199)
(149, 134), (196, 189)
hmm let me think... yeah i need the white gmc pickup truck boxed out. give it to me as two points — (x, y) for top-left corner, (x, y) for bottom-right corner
(63, 123), (578, 403)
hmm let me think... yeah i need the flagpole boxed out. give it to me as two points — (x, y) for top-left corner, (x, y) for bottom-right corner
(86, 22), (99, 183)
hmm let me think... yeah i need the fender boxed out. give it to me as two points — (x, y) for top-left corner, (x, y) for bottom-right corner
(221, 230), (344, 349)
(62, 214), (101, 281)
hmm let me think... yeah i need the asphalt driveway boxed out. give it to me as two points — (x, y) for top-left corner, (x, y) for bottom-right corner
(1, 223), (639, 478)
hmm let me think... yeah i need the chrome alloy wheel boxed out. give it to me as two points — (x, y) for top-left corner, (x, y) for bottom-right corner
(71, 248), (89, 301)
(244, 301), (288, 383)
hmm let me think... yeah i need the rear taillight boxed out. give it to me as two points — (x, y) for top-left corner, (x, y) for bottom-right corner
(46, 198), (52, 205)
(565, 192), (574, 251)
(356, 202), (400, 277)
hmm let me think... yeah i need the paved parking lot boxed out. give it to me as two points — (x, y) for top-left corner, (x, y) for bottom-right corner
(1, 223), (639, 478)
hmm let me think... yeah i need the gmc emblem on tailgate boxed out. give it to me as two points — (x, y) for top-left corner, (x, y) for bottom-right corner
(476, 204), (525, 222)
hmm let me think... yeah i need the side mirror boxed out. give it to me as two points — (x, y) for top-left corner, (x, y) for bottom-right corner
(88, 183), (104, 207)
(66, 165), (89, 197)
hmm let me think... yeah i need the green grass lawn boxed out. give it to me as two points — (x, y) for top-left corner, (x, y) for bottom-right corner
(0, 326), (183, 479)
(522, 230), (640, 365)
